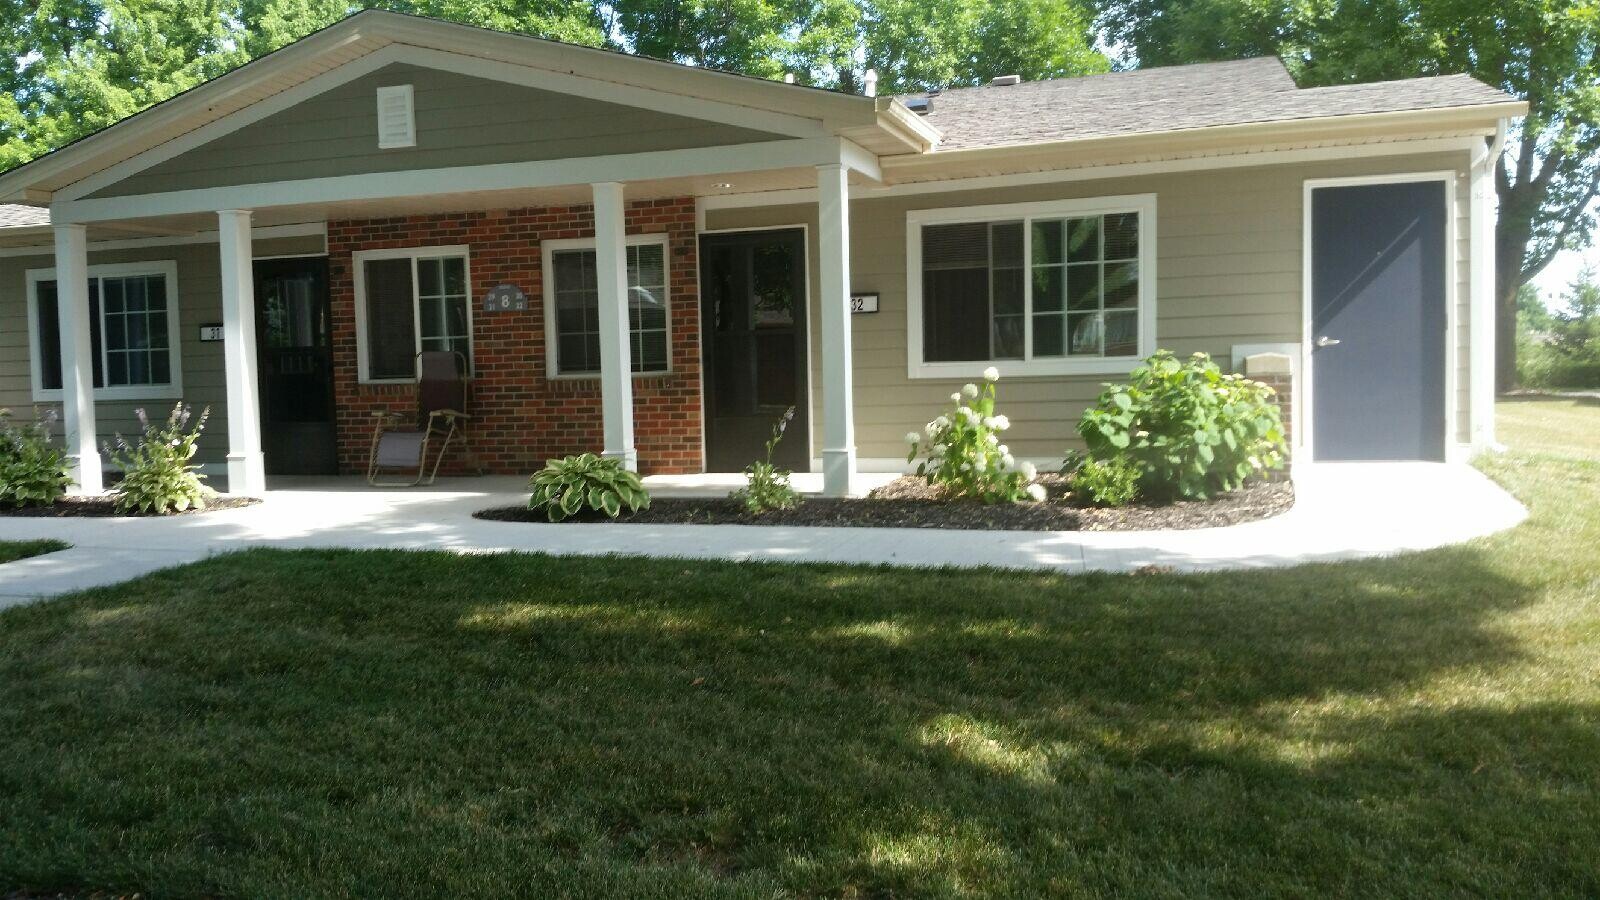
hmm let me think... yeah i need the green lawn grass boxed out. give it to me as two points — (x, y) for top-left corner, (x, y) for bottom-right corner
(0, 539), (69, 564)
(0, 400), (1596, 897)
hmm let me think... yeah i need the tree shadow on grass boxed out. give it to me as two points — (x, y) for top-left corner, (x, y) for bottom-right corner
(2, 524), (1581, 897)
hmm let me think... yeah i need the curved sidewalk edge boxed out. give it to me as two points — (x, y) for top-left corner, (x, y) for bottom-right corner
(0, 463), (1528, 604)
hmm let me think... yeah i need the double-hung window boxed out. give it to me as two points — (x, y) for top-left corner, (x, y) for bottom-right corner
(907, 195), (1156, 378)
(26, 261), (183, 401)
(354, 246), (473, 382)
(541, 235), (669, 378)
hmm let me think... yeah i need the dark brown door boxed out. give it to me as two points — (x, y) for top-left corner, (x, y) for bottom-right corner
(700, 229), (809, 472)
(255, 257), (337, 475)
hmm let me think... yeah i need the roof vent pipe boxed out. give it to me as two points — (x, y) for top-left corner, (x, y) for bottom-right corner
(864, 69), (878, 97)
(784, 73), (795, 84)
(990, 74), (1022, 86)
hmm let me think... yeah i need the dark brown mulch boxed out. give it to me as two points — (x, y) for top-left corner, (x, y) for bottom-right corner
(473, 475), (1294, 532)
(0, 495), (258, 518)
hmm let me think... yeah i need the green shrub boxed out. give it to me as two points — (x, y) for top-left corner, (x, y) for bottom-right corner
(107, 404), (212, 515)
(906, 367), (1045, 504)
(529, 453), (650, 521)
(1067, 456), (1142, 507)
(731, 406), (801, 513)
(0, 408), (72, 508)
(1079, 351), (1287, 501)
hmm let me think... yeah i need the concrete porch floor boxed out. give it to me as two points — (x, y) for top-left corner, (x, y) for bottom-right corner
(267, 471), (903, 498)
(0, 462), (1528, 606)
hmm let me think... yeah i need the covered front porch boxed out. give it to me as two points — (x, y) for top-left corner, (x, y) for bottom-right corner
(16, 11), (941, 501)
(46, 160), (875, 499)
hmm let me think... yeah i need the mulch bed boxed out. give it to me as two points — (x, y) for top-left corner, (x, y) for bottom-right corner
(0, 495), (259, 518)
(474, 474), (1294, 532)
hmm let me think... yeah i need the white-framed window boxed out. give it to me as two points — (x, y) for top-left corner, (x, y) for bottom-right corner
(541, 234), (670, 379)
(352, 245), (473, 383)
(25, 260), (184, 402)
(906, 194), (1157, 378)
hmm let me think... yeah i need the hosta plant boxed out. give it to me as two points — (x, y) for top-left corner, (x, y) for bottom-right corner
(0, 408), (72, 508)
(731, 406), (801, 514)
(107, 404), (213, 515)
(906, 367), (1045, 504)
(529, 453), (650, 521)
(1078, 350), (1287, 501)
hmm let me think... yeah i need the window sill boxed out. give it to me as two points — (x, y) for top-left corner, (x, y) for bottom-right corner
(908, 358), (1145, 380)
(545, 370), (674, 382)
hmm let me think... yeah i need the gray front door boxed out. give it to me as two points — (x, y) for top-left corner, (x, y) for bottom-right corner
(1310, 180), (1448, 461)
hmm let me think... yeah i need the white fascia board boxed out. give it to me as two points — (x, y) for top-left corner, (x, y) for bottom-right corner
(51, 138), (848, 224)
(696, 135), (1486, 212)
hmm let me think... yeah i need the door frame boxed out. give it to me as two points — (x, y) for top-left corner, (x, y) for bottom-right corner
(253, 253), (337, 475)
(1300, 171), (1458, 462)
(695, 224), (814, 471)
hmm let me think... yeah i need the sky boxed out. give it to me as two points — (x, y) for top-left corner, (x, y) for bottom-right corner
(1533, 241), (1600, 312)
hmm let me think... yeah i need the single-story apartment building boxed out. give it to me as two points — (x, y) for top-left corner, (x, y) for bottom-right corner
(0, 10), (1525, 496)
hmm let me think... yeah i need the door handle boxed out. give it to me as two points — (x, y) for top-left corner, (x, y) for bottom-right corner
(1316, 336), (1342, 348)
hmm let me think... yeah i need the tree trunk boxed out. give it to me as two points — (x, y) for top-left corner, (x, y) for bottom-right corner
(1494, 203), (1533, 393)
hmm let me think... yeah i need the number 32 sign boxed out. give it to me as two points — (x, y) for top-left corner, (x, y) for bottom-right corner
(850, 292), (879, 314)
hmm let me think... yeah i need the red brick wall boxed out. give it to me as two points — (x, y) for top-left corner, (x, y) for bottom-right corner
(327, 199), (703, 476)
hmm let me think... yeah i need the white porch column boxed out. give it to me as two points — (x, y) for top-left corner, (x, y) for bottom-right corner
(53, 224), (102, 494)
(817, 163), (857, 497)
(218, 209), (266, 494)
(592, 181), (637, 471)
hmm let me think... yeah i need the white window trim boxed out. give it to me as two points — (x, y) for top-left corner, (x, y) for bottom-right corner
(352, 244), (475, 384)
(905, 193), (1158, 379)
(25, 260), (184, 402)
(540, 233), (673, 381)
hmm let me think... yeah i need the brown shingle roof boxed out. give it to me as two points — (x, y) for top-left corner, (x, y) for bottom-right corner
(903, 57), (1517, 151)
(0, 204), (49, 229)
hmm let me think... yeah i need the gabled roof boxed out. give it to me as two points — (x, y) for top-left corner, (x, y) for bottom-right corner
(0, 10), (937, 205)
(903, 57), (1522, 152)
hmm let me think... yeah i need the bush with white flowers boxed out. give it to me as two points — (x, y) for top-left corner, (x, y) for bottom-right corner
(905, 367), (1044, 503)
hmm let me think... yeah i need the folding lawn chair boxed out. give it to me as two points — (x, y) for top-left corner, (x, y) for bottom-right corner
(367, 350), (472, 486)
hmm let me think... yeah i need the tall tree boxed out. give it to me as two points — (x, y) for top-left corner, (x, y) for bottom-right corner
(1099, 0), (1600, 391)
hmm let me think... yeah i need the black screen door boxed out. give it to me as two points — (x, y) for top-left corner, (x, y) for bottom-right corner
(255, 256), (337, 475)
(700, 229), (809, 472)
(1310, 181), (1447, 461)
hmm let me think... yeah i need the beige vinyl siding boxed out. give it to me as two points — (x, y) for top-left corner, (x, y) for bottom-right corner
(707, 149), (1475, 465)
(91, 63), (787, 199)
(0, 234), (326, 467)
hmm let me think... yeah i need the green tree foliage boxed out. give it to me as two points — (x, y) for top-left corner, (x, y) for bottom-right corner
(1098, 0), (1600, 391)
(1518, 269), (1600, 388)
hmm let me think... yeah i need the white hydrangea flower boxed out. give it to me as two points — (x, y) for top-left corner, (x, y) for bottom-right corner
(1001, 453), (1015, 468)
(962, 383), (979, 399)
(1026, 483), (1047, 502)
(966, 410), (981, 426)
(905, 431), (921, 444)
(983, 366), (1000, 382)
(992, 415), (1011, 431)
(985, 432), (999, 446)
(935, 415), (950, 429)
(933, 443), (947, 454)
(950, 392), (962, 403)
(997, 444), (1009, 456)
(1019, 460), (1038, 481)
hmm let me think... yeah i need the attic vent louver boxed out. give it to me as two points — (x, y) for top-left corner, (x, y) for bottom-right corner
(376, 84), (416, 149)
(904, 96), (933, 115)
(990, 74), (1022, 86)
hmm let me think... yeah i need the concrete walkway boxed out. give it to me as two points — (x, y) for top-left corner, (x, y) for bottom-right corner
(0, 463), (1526, 606)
